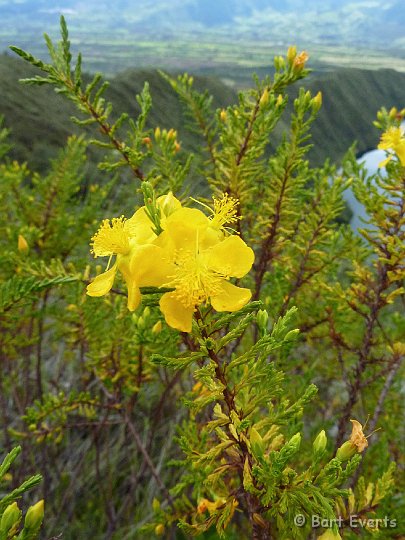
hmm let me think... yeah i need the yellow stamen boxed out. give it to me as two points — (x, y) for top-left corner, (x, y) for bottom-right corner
(167, 249), (223, 308)
(91, 216), (131, 257)
(210, 193), (240, 230)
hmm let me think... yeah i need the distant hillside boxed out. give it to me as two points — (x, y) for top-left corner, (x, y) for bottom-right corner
(291, 68), (405, 164)
(1, 0), (404, 50)
(0, 53), (236, 171)
(1, 54), (405, 175)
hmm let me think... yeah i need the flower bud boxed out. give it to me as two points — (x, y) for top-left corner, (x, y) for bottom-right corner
(1, 502), (21, 534)
(256, 309), (269, 333)
(313, 430), (327, 455)
(274, 55), (286, 71)
(155, 523), (165, 535)
(287, 45), (297, 64)
(24, 500), (44, 531)
(158, 191), (181, 217)
(152, 321), (162, 334)
(167, 128), (176, 140)
(389, 107), (398, 119)
(154, 127), (161, 141)
(142, 136), (152, 148)
(289, 432), (301, 451)
(137, 315), (146, 330)
(312, 91), (322, 112)
(259, 88), (269, 108)
(18, 234), (29, 254)
(220, 109), (227, 122)
(336, 441), (356, 461)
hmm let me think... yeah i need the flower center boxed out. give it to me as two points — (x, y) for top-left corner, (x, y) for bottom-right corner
(91, 216), (131, 257)
(168, 249), (223, 308)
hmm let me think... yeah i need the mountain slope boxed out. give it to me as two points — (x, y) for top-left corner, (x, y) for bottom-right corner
(1, 54), (404, 174)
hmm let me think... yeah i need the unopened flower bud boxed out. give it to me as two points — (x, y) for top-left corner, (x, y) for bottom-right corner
(256, 309), (269, 333)
(24, 500), (44, 531)
(158, 191), (181, 217)
(276, 94), (284, 107)
(312, 91), (322, 112)
(220, 109), (227, 122)
(336, 441), (357, 461)
(167, 128), (176, 140)
(152, 320), (162, 334)
(259, 88), (269, 107)
(18, 234), (29, 253)
(155, 523), (165, 535)
(142, 136), (152, 147)
(313, 430), (327, 455)
(154, 127), (161, 141)
(137, 316), (146, 330)
(174, 141), (181, 153)
(287, 45), (297, 64)
(1, 502), (21, 534)
(389, 107), (398, 119)
(274, 55), (286, 71)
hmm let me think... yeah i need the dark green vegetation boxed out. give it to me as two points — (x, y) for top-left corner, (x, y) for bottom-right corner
(1, 52), (405, 176)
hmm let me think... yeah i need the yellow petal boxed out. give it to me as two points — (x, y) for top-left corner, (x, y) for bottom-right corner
(128, 244), (174, 287)
(163, 208), (211, 249)
(159, 292), (194, 332)
(395, 143), (405, 165)
(86, 265), (117, 297)
(126, 281), (141, 312)
(126, 207), (156, 244)
(211, 281), (251, 312)
(208, 235), (254, 278)
(378, 156), (392, 169)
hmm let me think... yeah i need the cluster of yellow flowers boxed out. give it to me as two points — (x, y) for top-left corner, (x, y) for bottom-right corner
(87, 192), (254, 332)
(378, 126), (405, 168)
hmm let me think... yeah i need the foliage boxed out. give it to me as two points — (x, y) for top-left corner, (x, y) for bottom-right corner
(0, 17), (403, 540)
(0, 447), (43, 540)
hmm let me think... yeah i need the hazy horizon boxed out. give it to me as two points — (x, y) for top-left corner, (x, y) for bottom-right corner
(1, 0), (405, 75)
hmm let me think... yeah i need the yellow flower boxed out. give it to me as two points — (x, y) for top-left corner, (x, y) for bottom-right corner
(156, 207), (254, 332)
(377, 126), (405, 167)
(86, 197), (176, 311)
